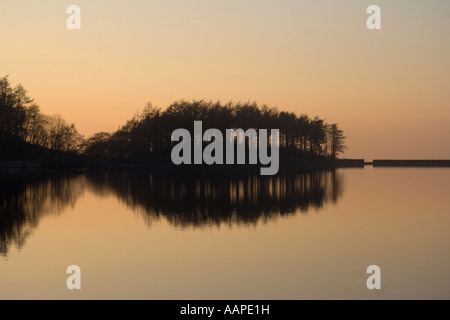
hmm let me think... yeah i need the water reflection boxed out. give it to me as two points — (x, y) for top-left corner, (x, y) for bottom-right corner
(0, 171), (85, 256)
(87, 170), (343, 227)
(0, 169), (343, 255)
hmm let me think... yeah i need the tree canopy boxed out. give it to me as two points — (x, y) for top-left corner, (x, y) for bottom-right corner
(1, 75), (347, 161)
(84, 100), (347, 160)
(0, 75), (82, 154)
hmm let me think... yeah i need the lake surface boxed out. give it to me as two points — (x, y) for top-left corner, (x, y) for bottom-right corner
(1, 167), (450, 299)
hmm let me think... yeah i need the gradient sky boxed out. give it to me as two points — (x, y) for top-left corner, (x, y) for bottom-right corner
(1, 0), (449, 160)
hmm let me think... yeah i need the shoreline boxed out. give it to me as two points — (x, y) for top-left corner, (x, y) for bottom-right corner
(3, 158), (450, 172)
(0, 158), (364, 172)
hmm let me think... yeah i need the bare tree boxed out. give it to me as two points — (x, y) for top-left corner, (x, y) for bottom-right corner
(328, 123), (347, 159)
(45, 115), (83, 153)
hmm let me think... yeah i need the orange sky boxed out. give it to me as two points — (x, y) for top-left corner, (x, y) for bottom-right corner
(1, 0), (449, 160)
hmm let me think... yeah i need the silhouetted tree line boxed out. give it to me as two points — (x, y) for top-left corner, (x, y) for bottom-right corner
(0, 76), (82, 153)
(1, 76), (347, 160)
(84, 100), (347, 160)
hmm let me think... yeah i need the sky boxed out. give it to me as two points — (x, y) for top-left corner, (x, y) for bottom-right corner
(0, 0), (449, 160)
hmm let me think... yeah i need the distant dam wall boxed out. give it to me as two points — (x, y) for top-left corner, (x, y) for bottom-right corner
(373, 160), (450, 167)
(331, 159), (365, 167)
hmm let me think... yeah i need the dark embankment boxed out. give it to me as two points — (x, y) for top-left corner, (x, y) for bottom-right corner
(1, 129), (363, 171)
(0, 130), (103, 169)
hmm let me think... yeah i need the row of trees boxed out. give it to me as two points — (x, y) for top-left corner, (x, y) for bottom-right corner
(84, 100), (347, 160)
(1, 76), (347, 160)
(0, 76), (82, 153)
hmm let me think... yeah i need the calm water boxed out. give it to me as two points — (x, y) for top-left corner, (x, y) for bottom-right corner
(1, 167), (450, 299)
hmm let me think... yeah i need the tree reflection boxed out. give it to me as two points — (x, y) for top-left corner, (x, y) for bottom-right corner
(0, 171), (85, 256)
(0, 169), (343, 256)
(86, 169), (343, 228)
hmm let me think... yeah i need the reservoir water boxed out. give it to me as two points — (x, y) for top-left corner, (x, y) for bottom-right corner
(1, 167), (449, 299)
